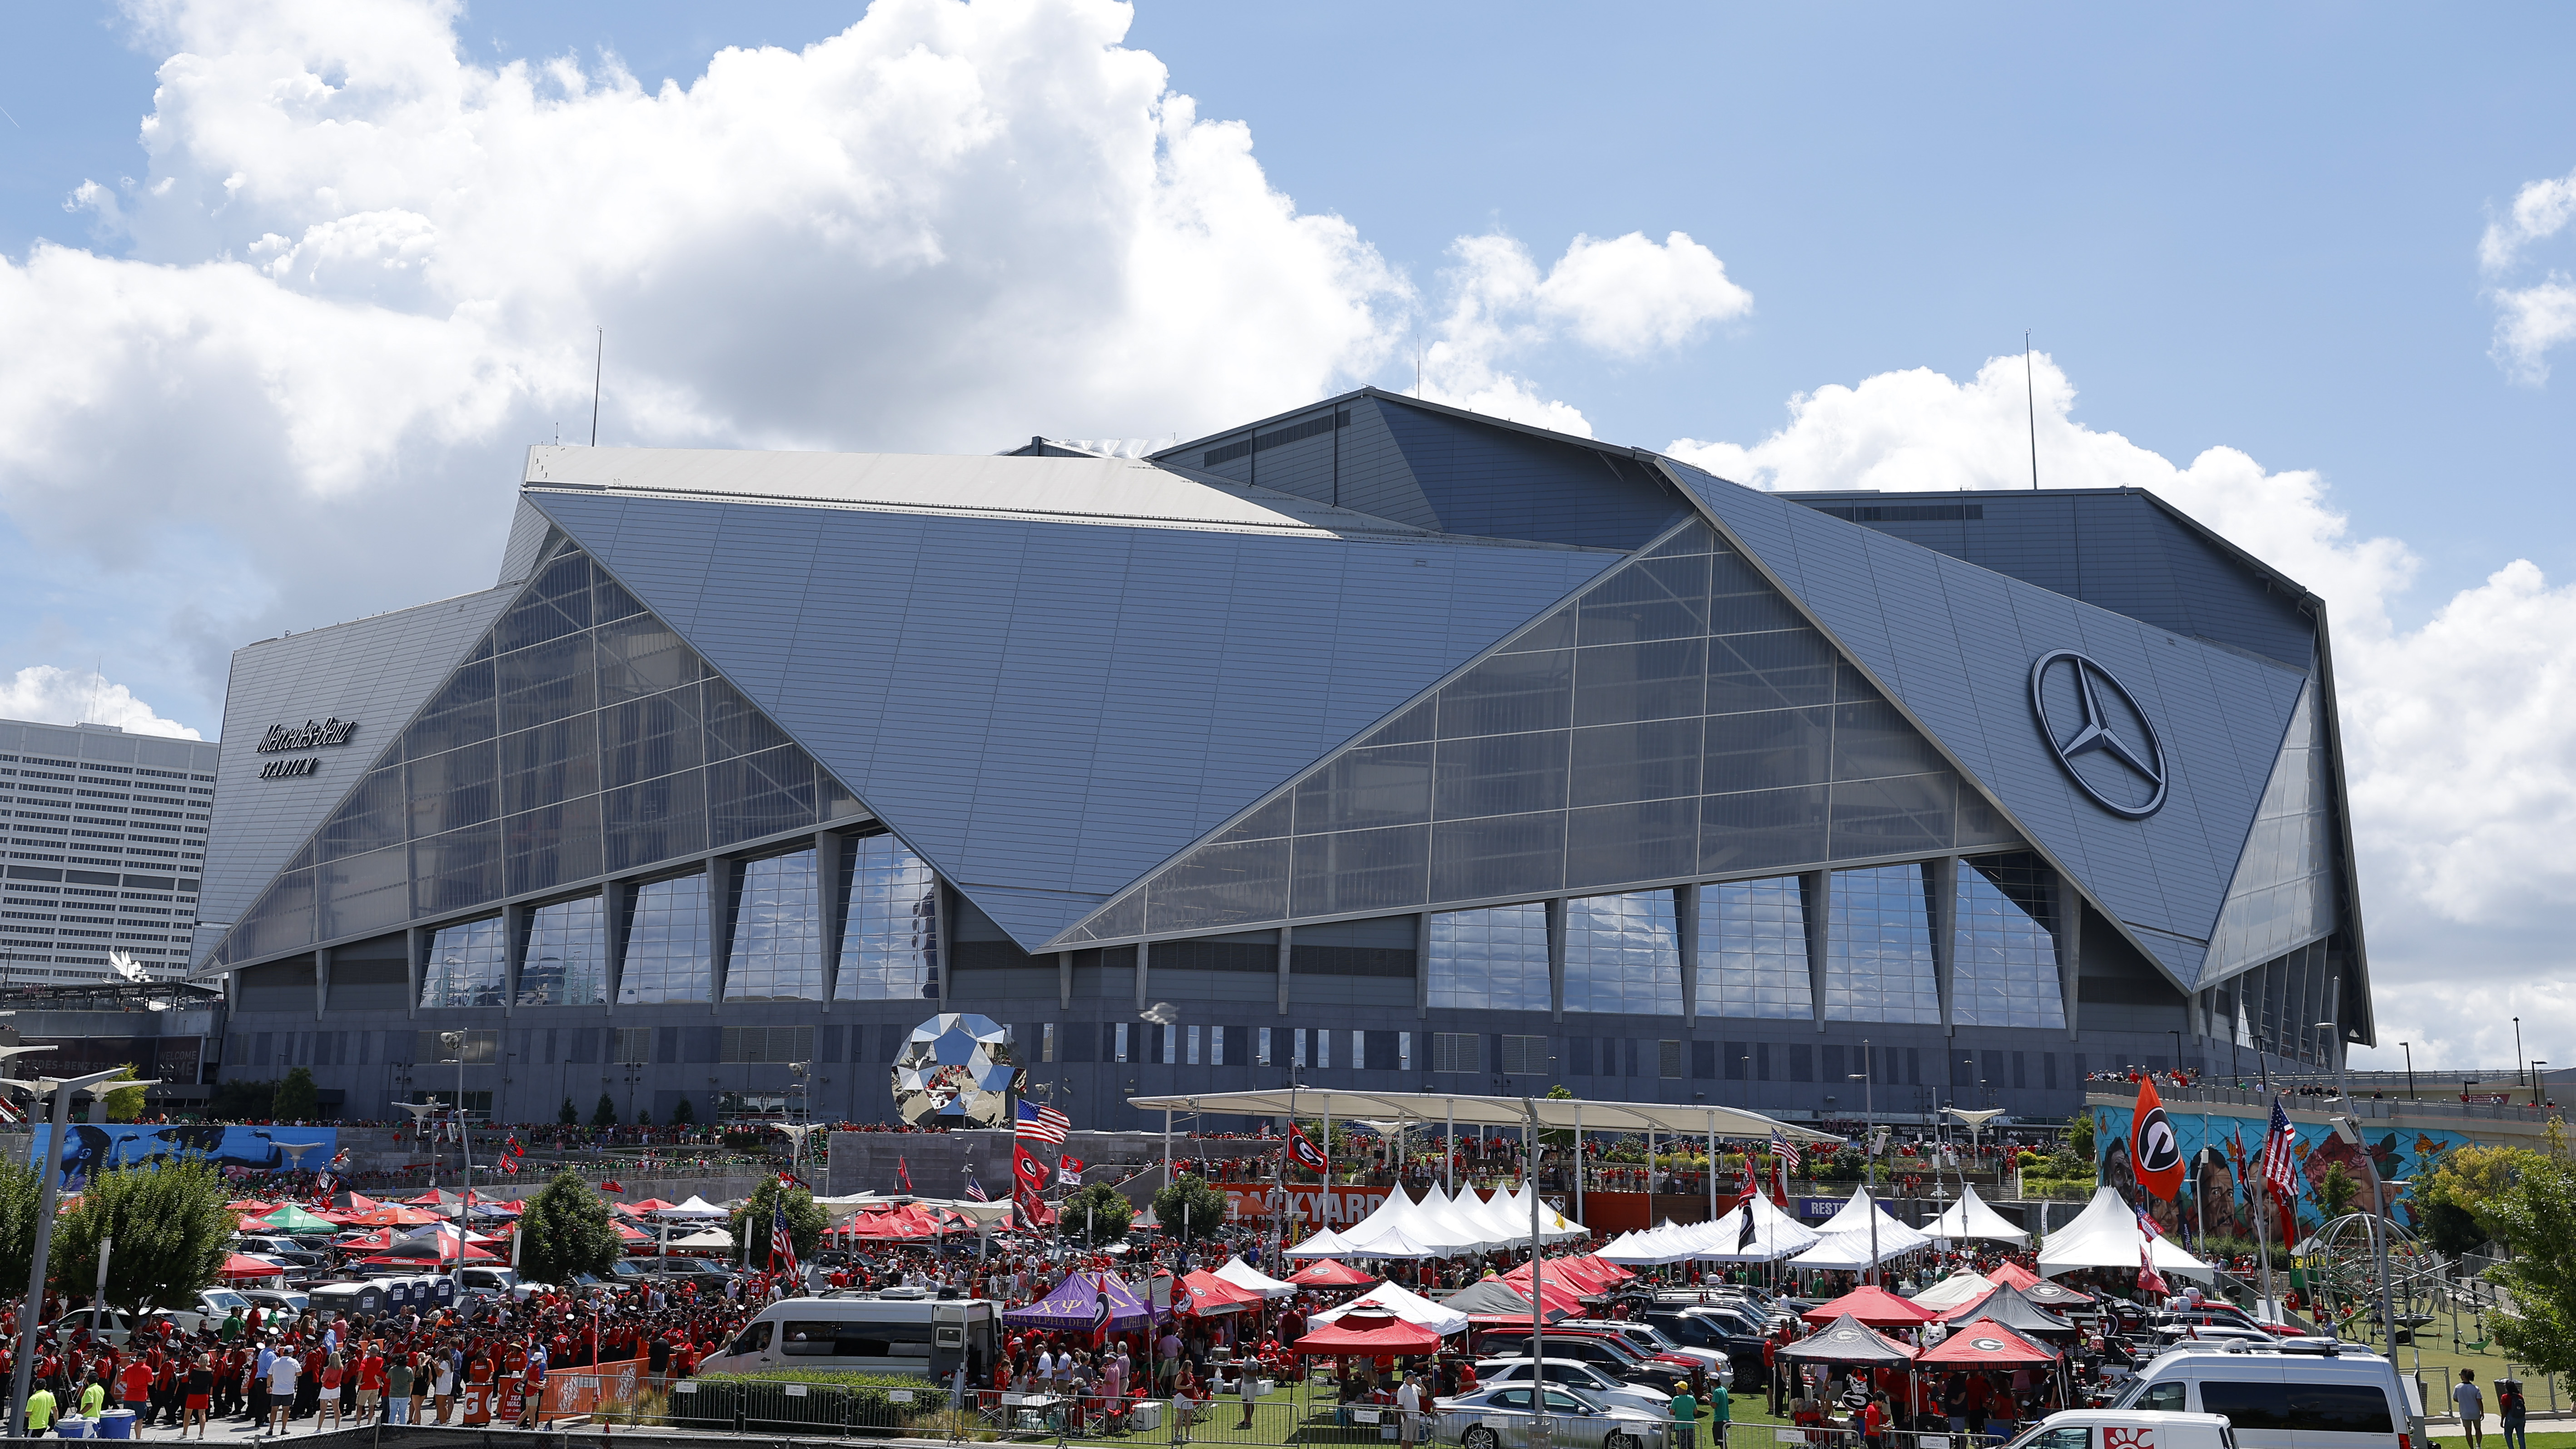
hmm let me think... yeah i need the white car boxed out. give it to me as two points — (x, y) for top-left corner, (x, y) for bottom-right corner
(1436, 1382), (1674, 1449)
(1471, 1359), (1673, 1418)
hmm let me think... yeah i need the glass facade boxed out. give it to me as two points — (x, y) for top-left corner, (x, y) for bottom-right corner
(1070, 518), (2019, 944)
(519, 894), (607, 1006)
(1426, 902), (1550, 1011)
(1698, 876), (1813, 1019)
(223, 538), (865, 961)
(620, 871), (712, 1005)
(2206, 681), (2337, 980)
(1952, 855), (2065, 1029)
(1562, 890), (1682, 1015)
(1823, 863), (1940, 1024)
(835, 833), (940, 1000)
(726, 849), (824, 1002)
(421, 915), (506, 1009)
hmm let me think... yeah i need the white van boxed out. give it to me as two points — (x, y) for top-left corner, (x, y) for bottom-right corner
(2103, 1344), (2425, 1449)
(2008, 1409), (2237, 1449)
(696, 1291), (1000, 1380)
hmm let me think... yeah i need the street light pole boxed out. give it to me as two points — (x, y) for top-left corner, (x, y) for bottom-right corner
(8, 1066), (144, 1435)
(2400, 1043), (2414, 1102)
(2322, 1001), (2400, 1359)
(2513, 1019), (2523, 1087)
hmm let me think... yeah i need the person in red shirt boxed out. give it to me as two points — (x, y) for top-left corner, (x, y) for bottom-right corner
(118, 1354), (154, 1424)
(357, 1345), (387, 1424)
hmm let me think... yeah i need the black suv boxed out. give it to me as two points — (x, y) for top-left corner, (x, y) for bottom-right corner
(1640, 1309), (1771, 1389)
(644, 1258), (736, 1289)
(1472, 1330), (1693, 1396)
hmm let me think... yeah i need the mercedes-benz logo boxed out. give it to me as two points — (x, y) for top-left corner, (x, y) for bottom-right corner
(2030, 649), (2168, 819)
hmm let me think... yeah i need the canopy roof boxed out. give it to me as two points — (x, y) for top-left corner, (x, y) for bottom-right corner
(1287, 1257), (1380, 1286)
(1311, 1280), (1470, 1338)
(1213, 1255), (1296, 1300)
(1986, 1261), (2043, 1290)
(2035, 1188), (2214, 1282)
(219, 1254), (287, 1280)
(1777, 1315), (1917, 1364)
(260, 1204), (335, 1233)
(1789, 1187), (1933, 1270)
(1916, 1323), (2059, 1367)
(1923, 1185), (2029, 1246)
(1945, 1285), (2079, 1336)
(1127, 1088), (1840, 1143)
(1802, 1285), (1935, 1329)
(1293, 1312), (1443, 1356)
(1910, 1270), (1998, 1313)
(1006, 1271), (1157, 1332)
(1175, 1270), (1263, 1316)
(1438, 1278), (1570, 1322)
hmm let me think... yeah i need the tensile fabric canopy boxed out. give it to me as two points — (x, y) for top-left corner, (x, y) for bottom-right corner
(1212, 1255), (1296, 1300)
(1916, 1323), (2059, 1367)
(1175, 1270), (1263, 1316)
(1910, 1270), (1998, 1313)
(1776, 1315), (1917, 1365)
(1985, 1261), (2044, 1290)
(1439, 1278), (1570, 1322)
(1801, 1284), (1935, 1328)
(1005, 1271), (1156, 1333)
(1292, 1310), (1442, 1357)
(1944, 1285), (2078, 1337)
(1288, 1258), (1379, 1288)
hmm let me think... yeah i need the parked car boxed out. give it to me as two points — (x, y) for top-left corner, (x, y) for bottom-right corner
(2103, 1343), (2424, 1449)
(1562, 1320), (1731, 1384)
(1469, 1358), (1675, 1418)
(234, 1235), (324, 1270)
(237, 1289), (310, 1318)
(1637, 1309), (1769, 1387)
(645, 1257), (736, 1289)
(1435, 1382), (1675, 1449)
(1474, 1329), (1693, 1395)
(2007, 1409), (2238, 1449)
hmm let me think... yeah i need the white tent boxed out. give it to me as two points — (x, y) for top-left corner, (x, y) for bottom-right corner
(656, 1195), (731, 1220)
(1283, 1228), (1358, 1258)
(1909, 1269), (1999, 1313)
(1310, 1280), (1471, 1337)
(1923, 1184), (2030, 1246)
(1691, 1193), (1821, 1263)
(1453, 1185), (1534, 1245)
(1788, 1187), (1931, 1271)
(2036, 1186), (2214, 1282)
(664, 1226), (735, 1250)
(1213, 1255), (1296, 1299)
(1500, 1182), (1588, 1242)
(1406, 1185), (1510, 1254)
(1333, 1191), (1439, 1259)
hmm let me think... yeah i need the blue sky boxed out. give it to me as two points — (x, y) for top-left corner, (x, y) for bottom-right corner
(0, 0), (2570, 1065)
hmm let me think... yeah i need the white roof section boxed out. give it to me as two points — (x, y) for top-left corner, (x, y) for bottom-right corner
(523, 445), (1595, 548)
(1910, 1269), (2000, 1312)
(1213, 1255), (1296, 1299)
(1125, 1089), (1842, 1144)
(1310, 1280), (1472, 1337)
(1787, 1186), (1933, 1271)
(2035, 1187), (2214, 1282)
(1924, 1183), (2031, 1246)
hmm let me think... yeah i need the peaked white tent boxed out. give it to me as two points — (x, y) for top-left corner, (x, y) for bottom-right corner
(1694, 1192), (1822, 1263)
(2036, 1187), (2213, 1282)
(1333, 1190), (1442, 1259)
(1310, 1280), (1471, 1337)
(1909, 1269), (1999, 1313)
(1923, 1184), (2030, 1246)
(1502, 1182), (1588, 1242)
(656, 1195), (731, 1220)
(1213, 1255), (1296, 1299)
(1409, 1185), (1509, 1254)
(1283, 1227), (1358, 1258)
(1788, 1186), (1932, 1271)
(1455, 1185), (1534, 1245)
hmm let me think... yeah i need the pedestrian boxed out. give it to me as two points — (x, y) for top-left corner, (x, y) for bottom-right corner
(2457, 1371), (2486, 1449)
(268, 1345), (300, 1437)
(26, 1382), (57, 1437)
(2498, 1378), (2526, 1449)
(316, 1355), (343, 1432)
(184, 1354), (213, 1440)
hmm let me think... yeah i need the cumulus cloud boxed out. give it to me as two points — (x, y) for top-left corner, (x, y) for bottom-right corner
(2481, 164), (2576, 383)
(0, 665), (202, 738)
(1671, 355), (2576, 1069)
(0, 0), (1740, 732)
(1413, 229), (1751, 433)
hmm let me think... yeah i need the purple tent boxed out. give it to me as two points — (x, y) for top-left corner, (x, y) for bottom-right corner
(1004, 1271), (1158, 1332)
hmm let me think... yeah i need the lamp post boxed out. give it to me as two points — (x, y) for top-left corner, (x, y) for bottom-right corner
(1849, 1048), (1879, 1286)
(2533, 1062), (2550, 1110)
(2321, 1010), (2400, 1359)
(397, 1101), (442, 1225)
(2513, 1018), (2523, 1086)
(442, 1030), (475, 1299)
(7, 1065), (150, 1435)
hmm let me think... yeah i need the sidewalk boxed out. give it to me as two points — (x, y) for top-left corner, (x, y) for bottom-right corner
(2426, 1410), (2575, 1438)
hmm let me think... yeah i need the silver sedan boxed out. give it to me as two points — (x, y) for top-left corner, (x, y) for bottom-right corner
(1434, 1382), (1675, 1449)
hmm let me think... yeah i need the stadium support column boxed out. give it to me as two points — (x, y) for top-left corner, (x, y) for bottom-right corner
(315, 945), (331, 1022)
(1415, 915), (1430, 1018)
(501, 898), (527, 1017)
(404, 925), (423, 1021)
(1929, 857), (1959, 1034)
(1135, 939), (1150, 1011)
(1801, 870), (1830, 1033)
(815, 829), (848, 1010)
(1278, 926), (1292, 1016)
(1547, 899), (1566, 1022)
(603, 878), (635, 1016)
(2052, 872), (2082, 1039)
(1061, 951), (1074, 1011)
(707, 853), (744, 1011)
(1676, 884), (1701, 1025)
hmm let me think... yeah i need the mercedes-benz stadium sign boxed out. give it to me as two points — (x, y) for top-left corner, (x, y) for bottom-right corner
(2029, 649), (2168, 819)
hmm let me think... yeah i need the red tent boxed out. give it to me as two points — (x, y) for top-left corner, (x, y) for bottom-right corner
(1175, 1270), (1263, 1317)
(1290, 1310), (1442, 1356)
(1801, 1285), (1935, 1328)
(1916, 1324), (2059, 1367)
(1503, 1258), (1608, 1301)
(1986, 1261), (2044, 1290)
(1288, 1258), (1379, 1288)
(348, 1205), (440, 1227)
(218, 1255), (286, 1281)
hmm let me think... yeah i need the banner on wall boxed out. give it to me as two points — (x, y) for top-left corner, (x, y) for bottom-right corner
(29, 1124), (340, 1188)
(1220, 1183), (1392, 1226)
(2094, 1100), (2478, 1240)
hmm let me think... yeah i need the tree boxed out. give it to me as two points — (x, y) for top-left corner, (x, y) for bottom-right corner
(592, 1095), (618, 1128)
(637, 1109), (653, 1127)
(2069, 1114), (2097, 1163)
(672, 1097), (696, 1125)
(0, 1157), (42, 1295)
(2422, 1143), (2549, 1246)
(1062, 1183), (1133, 1245)
(558, 1098), (579, 1125)
(208, 1079), (274, 1120)
(102, 1065), (147, 1123)
(273, 1067), (318, 1120)
(727, 1176), (828, 1270)
(50, 1160), (232, 1313)
(2317, 1162), (2360, 1220)
(516, 1168), (622, 1283)
(2487, 1126), (2576, 1375)
(1152, 1174), (1227, 1243)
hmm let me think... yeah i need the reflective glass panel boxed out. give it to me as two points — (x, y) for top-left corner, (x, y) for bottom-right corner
(1824, 864), (1940, 1023)
(2205, 681), (2337, 980)
(1427, 902), (1551, 1011)
(1563, 890), (1682, 1015)
(1952, 857), (2065, 1029)
(726, 849), (824, 1001)
(422, 915), (507, 1009)
(621, 872), (712, 1004)
(836, 834), (941, 1001)
(1699, 876), (1813, 1020)
(521, 894), (607, 1006)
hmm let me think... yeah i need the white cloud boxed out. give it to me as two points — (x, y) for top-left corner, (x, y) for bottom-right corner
(0, 665), (202, 738)
(1671, 354), (2576, 1069)
(2481, 164), (2576, 384)
(1, 0), (1743, 731)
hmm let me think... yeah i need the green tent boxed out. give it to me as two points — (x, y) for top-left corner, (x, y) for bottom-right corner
(260, 1203), (335, 1234)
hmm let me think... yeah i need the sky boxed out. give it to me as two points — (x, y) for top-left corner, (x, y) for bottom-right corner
(1, 0), (2571, 1072)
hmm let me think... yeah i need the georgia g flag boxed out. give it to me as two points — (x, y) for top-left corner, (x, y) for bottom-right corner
(1287, 1125), (1329, 1174)
(1012, 1143), (1053, 1194)
(2129, 1076), (2187, 1200)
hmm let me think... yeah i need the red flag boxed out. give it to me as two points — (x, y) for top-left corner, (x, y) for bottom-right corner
(2129, 1076), (2186, 1200)
(896, 1157), (913, 1193)
(600, 1179), (622, 1193)
(1013, 1143), (1052, 1193)
(1286, 1125), (1328, 1174)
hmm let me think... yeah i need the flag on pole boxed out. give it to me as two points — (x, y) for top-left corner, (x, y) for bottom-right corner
(2134, 1201), (2170, 1296)
(1058, 1154), (1086, 1186)
(1016, 1100), (1071, 1145)
(1013, 1143), (1052, 1194)
(896, 1156), (913, 1193)
(2258, 1099), (2301, 1204)
(770, 1205), (798, 1280)
(1770, 1129), (1803, 1172)
(2129, 1076), (2186, 1200)
(963, 1171), (991, 1202)
(1287, 1125), (1328, 1173)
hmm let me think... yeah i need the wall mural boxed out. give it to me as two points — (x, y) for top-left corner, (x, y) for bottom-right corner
(2092, 1102), (2472, 1241)
(27, 1125), (341, 1189)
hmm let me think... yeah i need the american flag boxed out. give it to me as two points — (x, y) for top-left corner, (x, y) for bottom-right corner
(1017, 1100), (1071, 1145)
(1770, 1128), (1802, 1172)
(770, 1205), (797, 1280)
(2258, 1098), (2301, 1202)
(963, 1170), (991, 1202)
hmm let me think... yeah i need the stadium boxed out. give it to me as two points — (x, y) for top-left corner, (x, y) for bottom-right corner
(192, 388), (2367, 1130)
